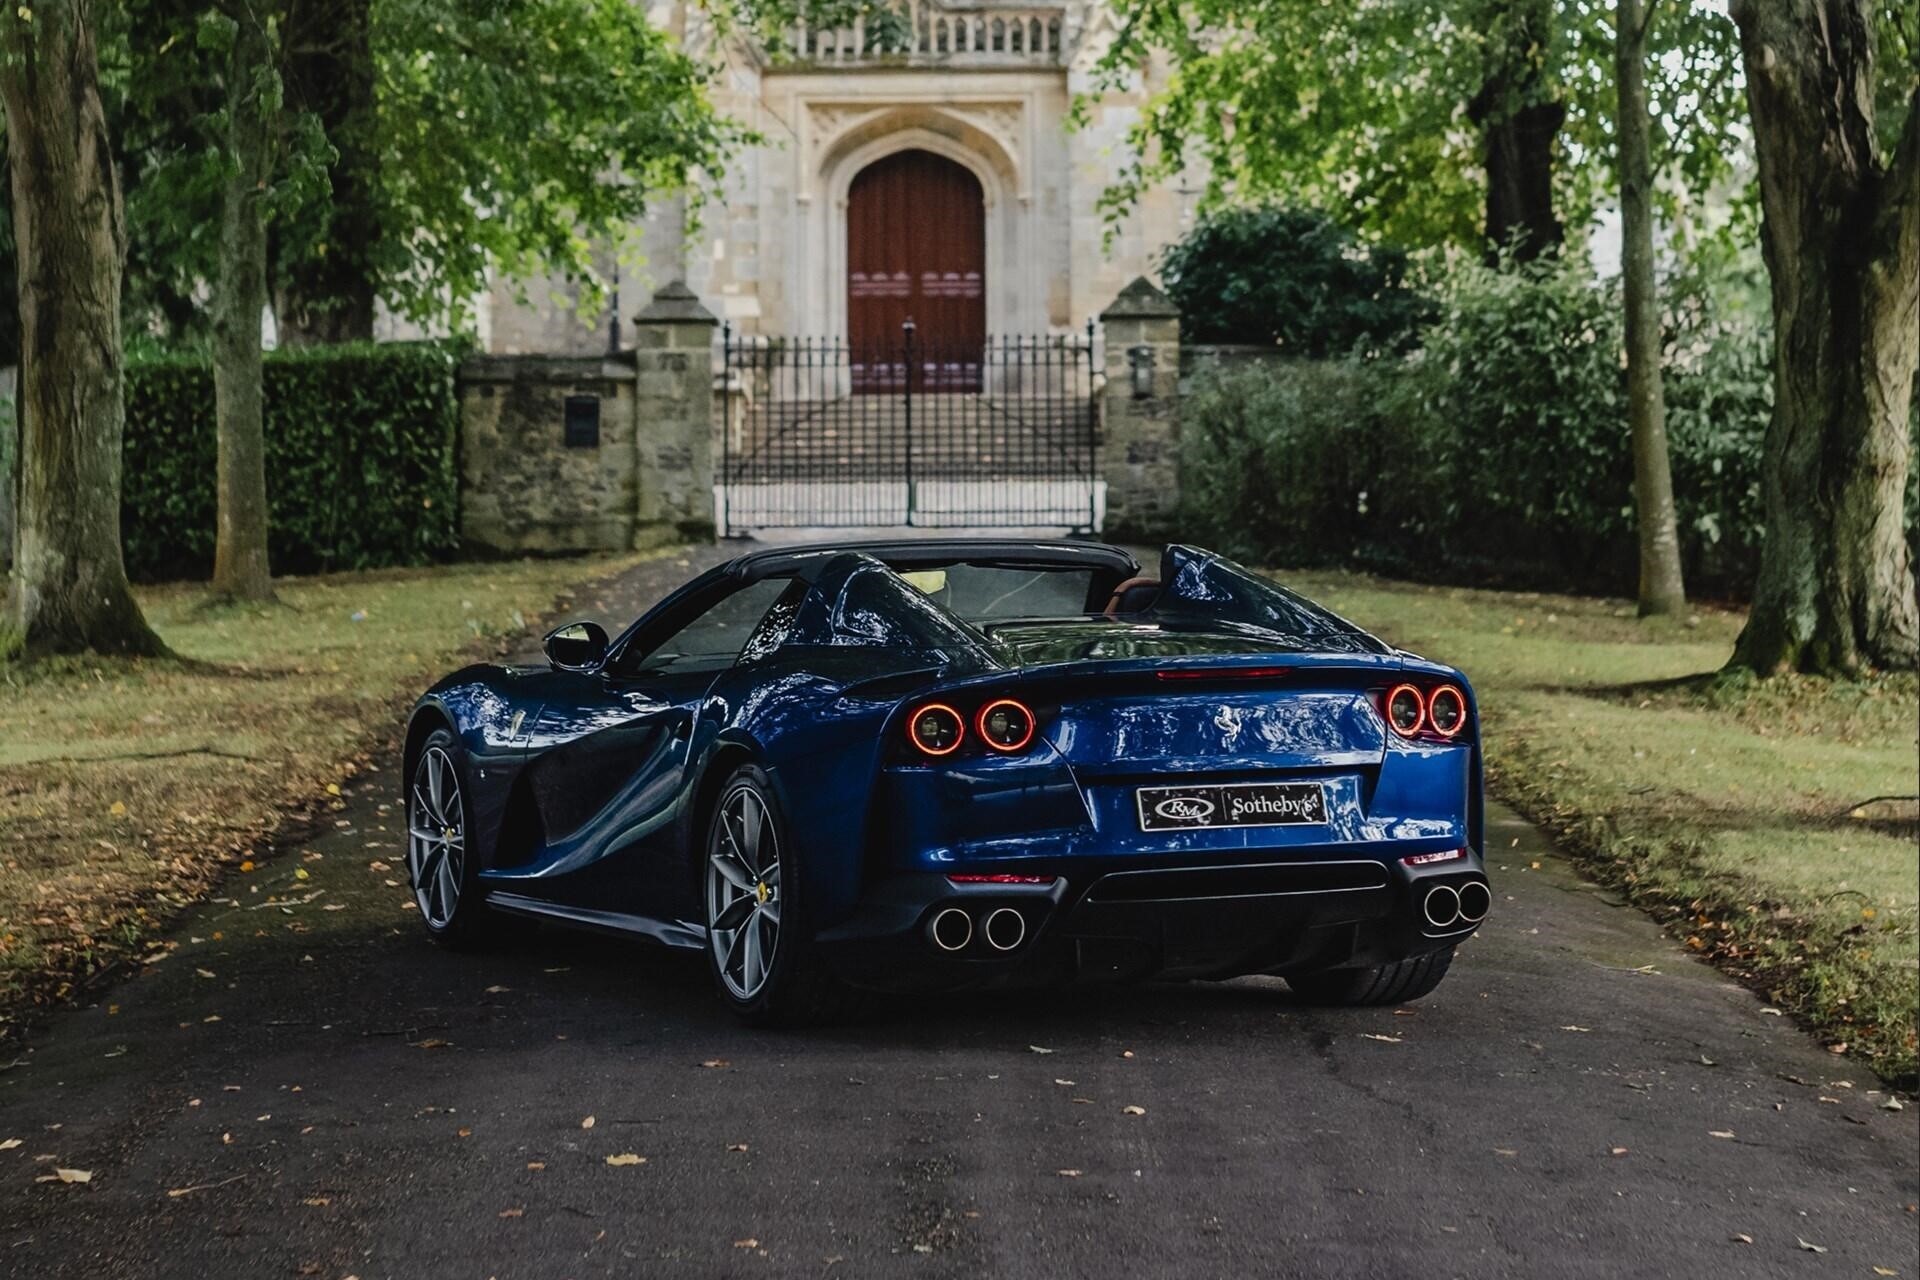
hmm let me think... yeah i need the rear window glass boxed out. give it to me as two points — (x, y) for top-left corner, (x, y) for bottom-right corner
(897, 564), (1097, 620)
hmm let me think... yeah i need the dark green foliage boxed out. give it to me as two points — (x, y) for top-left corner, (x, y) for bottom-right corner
(122, 341), (460, 580)
(1177, 257), (1915, 597)
(1159, 207), (1430, 355)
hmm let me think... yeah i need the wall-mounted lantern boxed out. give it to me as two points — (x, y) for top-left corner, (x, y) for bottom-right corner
(1127, 344), (1156, 399)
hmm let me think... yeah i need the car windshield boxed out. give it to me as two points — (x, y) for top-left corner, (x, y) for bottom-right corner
(895, 563), (1100, 620)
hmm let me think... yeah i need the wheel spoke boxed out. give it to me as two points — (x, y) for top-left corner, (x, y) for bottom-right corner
(418, 843), (447, 891)
(435, 845), (458, 921)
(709, 850), (753, 891)
(413, 784), (438, 828)
(739, 792), (764, 873)
(719, 924), (746, 984)
(713, 893), (756, 932)
(741, 911), (763, 991)
(758, 897), (780, 927)
(427, 754), (446, 820)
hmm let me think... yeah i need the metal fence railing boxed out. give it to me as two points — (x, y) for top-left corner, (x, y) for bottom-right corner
(718, 322), (1099, 533)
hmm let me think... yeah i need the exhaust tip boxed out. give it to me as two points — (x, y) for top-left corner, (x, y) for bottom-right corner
(1456, 880), (1491, 924)
(929, 907), (972, 952)
(983, 907), (1027, 952)
(1421, 884), (1461, 930)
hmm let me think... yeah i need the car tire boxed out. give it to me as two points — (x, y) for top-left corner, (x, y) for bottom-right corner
(1287, 946), (1455, 1006)
(703, 764), (868, 1027)
(406, 727), (507, 949)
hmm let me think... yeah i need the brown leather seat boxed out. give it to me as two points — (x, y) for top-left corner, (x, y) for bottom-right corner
(1103, 576), (1162, 618)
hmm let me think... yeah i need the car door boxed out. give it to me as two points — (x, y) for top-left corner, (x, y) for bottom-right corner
(518, 574), (801, 915)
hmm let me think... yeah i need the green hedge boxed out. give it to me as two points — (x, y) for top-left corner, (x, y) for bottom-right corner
(123, 341), (461, 581)
(1177, 257), (1919, 597)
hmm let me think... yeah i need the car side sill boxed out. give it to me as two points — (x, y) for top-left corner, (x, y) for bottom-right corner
(484, 891), (704, 950)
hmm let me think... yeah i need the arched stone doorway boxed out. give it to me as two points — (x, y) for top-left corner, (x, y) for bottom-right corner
(846, 148), (986, 389)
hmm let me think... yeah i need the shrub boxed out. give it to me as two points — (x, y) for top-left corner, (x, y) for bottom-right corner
(123, 341), (461, 581)
(1176, 255), (1920, 598)
(1159, 206), (1429, 356)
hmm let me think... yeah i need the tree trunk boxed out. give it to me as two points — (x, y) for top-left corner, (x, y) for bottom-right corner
(1728, 0), (1919, 675)
(210, 11), (277, 603)
(1470, 0), (1567, 262)
(276, 0), (377, 345)
(0, 1), (167, 657)
(1615, 0), (1687, 617)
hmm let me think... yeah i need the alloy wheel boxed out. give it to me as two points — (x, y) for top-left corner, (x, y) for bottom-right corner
(706, 782), (782, 1000)
(408, 746), (466, 929)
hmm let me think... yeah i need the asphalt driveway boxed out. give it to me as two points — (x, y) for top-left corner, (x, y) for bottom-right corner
(2, 546), (1915, 1279)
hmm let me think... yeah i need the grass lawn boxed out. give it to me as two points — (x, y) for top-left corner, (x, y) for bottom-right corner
(0, 554), (651, 1038)
(1276, 568), (1920, 1087)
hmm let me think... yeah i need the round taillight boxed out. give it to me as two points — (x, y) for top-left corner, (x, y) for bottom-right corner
(1385, 684), (1424, 738)
(1427, 685), (1467, 737)
(976, 699), (1035, 752)
(908, 703), (964, 756)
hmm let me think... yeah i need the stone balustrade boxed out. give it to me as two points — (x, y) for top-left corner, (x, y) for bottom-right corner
(788, 1), (1067, 65)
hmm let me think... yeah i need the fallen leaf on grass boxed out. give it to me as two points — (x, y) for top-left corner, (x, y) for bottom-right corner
(1028, 1045), (1054, 1055)
(35, 1168), (92, 1185)
(0, 1138), (20, 1151)
(456, 1128), (471, 1139)
(1872, 1268), (1897, 1276)
(1708, 1130), (1735, 1139)
(734, 1238), (759, 1249)
(1360, 1034), (1403, 1043)
(526, 1162), (546, 1171)
(484, 985), (510, 995)
(1882, 1097), (1905, 1112)
(498, 1207), (524, 1218)
(166, 1175), (243, 1198)
(1559, 1026), (1591, 1033)
(1053, 1079), (1075, 1087)
(727, 1143), (749, 1153)
(1057, 1169), (1082, 1178)
(700, 1059), (730, 1069)
(411, 1038), (451, 1050)
(580, 1116), (595, 1129)
(1492, 1148), (1518, 1157)
(605, 1153), (646, 1167)
(1120, 1105), (1146, 1116)
(1796, 1238), (1827, 1254)
(1071, 1098), (1095, 1105)
(1758, 1007), (1782, 1016)
(1608, 1147), (1628, 1156)
(1730, 1233), (1752, 1244)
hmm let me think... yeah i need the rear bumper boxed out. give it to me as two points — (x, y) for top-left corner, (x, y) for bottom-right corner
(812, 850), (1488, 991)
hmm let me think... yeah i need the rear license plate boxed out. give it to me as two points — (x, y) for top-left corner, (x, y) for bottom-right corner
(1136, 782), (1329, 832)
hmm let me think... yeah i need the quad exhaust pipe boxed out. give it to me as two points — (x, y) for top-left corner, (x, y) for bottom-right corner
(928, 907), (973, 952)
(983, 907), (1027, 952)
(926, 905), (1030, 954)
(1422, 880), (1491, 930)
(1421, 883), (1462, 930)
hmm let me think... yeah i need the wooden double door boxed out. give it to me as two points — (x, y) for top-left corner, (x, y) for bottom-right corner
(847, 149), (985, 391)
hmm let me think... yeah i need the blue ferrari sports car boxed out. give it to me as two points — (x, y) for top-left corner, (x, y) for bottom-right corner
(403, 541), (1489, 1023)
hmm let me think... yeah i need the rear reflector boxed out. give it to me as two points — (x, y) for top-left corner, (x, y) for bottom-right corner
(947, 873), (1056, 885)
(1402, 848), (1467, 866)
(1155, 666), (1291, 681)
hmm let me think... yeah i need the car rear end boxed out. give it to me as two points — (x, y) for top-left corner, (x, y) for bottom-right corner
(818, 646), (1490, 990)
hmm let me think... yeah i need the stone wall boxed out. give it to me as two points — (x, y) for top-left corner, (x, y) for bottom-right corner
(458, 355), (641, 554)
(1098, 277), (1182, 540)
(458, 282), (719, 555)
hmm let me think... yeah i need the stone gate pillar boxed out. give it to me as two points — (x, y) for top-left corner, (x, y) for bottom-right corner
(631, 281), (718, 546)
(1099, 278), (1182, 540)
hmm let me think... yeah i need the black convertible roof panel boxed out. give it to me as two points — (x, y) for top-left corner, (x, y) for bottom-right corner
(723, 539), (1140, 582)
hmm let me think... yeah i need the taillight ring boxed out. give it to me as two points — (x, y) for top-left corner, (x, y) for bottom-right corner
(1427, 685), (1467, 738)
(907, 702), (965, 756)
(1385, 683), (1425, 738)
(975, 698), (1036, 752)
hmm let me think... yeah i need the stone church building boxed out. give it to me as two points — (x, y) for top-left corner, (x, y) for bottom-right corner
(482, 0), (1192, 354)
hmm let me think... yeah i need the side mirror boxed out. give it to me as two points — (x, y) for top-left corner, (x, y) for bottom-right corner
(543, 620), (609, 672)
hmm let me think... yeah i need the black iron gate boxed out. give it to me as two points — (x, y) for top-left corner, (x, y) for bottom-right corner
(718, 321), (1099, 533)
